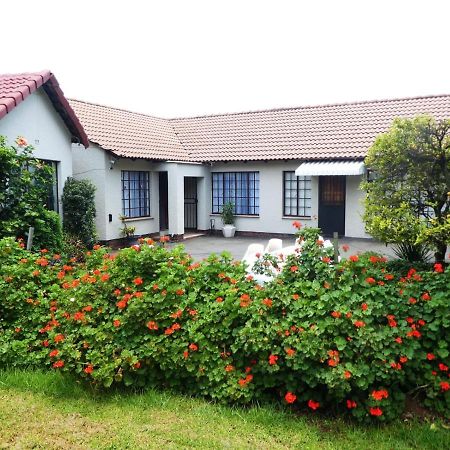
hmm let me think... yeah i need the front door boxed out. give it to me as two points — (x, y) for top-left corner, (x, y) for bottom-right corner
(184, 177), (198, 230)
(159, 172), (169, 231)
(318, 176), (346, 236)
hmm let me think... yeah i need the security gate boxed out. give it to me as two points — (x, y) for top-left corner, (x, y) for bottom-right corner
(184, 177), (198, 230)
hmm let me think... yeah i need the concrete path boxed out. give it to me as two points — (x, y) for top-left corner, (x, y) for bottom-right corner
(168, 234), (398, 261)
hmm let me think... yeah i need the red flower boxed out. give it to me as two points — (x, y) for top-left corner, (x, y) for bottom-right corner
(394, 337), (402, 344)
(292, 221), (302, 229)
(346, 399), (357, 409)
(268, 354), (278, 365)
(262, 298), (273, 307)
(434, 263), (444, 273)
(290, 265), (298, 273)
(399, 356), (408, 364)
(285, 348), (296, 357)
(322, 256), (331, 263)
(113, 320), (121, 327)
(146, 321), (158, 331)
(285, 392), (297, 404)
(183, 351), (189, 359)
(225, 365), (234, 372)
(82, 305), (93, 312)
(369, 255), (379, 264)
(365, 277), (376, 285)
(371, 389), (389, 401)
(407, 330), (421, 338)
(116, 300), (127, 309)
(361, 303), (368, 311)
(42, 340), (49, 347)
(170, 309), (183, 319)
(176, 289), (184, 296)
(73, 312), (85, 321)
(349, 255), (359, 262)
(408, 297), (417, 304)
(369, 407), (383, 416)
(189, 343), (198, 351)
(84, 365), (94, 374)
(49, 349), (59, 358)
(292, 294), (300, 300)
(391, 362), (402, 370)
(216, 296), (223, 303)
(439, 363), (449, 372)
(384, 274), (394, 281)
(101, 274), (110, 282)
(54, 334), (65, 343)
(421, 292), (431, 301)
(240, 294), (251, 307)
(133, 277), (143, 286)
(308, 400), (320, 410)
(344, 370), (352, 379)
(440, 381), (450, 392)
(342, 244), (350, 252)
(354, 320), (365, 328)
(427, 353), (435, 361)
(331, 311), (341, 318)
(52, 360), (64, 369)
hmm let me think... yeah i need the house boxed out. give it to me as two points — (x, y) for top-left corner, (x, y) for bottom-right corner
(0, 71), (88, 213)
(69, 94), (450, 243)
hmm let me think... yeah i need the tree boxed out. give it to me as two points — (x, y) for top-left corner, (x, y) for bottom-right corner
(0, 135), (62, 250)
(62, 178), (97, 247)
(362, 116), (450, 263)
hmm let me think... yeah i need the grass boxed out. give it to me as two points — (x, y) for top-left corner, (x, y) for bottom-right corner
(0, 370), (448, 449)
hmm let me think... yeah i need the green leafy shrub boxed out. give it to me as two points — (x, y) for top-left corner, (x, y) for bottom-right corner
(0, 135), (62, 252)
(0, 232), (448, 422)
(62, 178), (97, 247)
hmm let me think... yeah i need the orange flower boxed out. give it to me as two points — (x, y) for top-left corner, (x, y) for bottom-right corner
(189, 343), (198, 351)
(371, 389), (389, 401)
(354, 320), (365, 328)
(133, 277), (143, 286)
(365, 277), (376, 284)
(116, 300), (127, 309)
(54, 334), (65, 343)
(49, 349), (59, 358)
(285, 348), (296, 357)
(361, 303), (368, 311)
(322, 256), (331, 263)
(225, 365), (234, 372)
(268, 354), (278, 365)
(176, 289), (184, 296)
(216, 296), (223, 303)
(349, 255), (359, 262)
(73, 312), (85, 321)
(285, 392), (297, 404)
(308, 400), (320, 410)
(52, 360), (64, 369)
(331, 311), (341, 318)
(240, 294), (251, 307)
(342, 244), (350, 252)
(292, 221), (302, 229)
(369, 407), (383, 416)
(344, 370), (352, 379)
(84, 365), (94, 374)
(15, 136), (28, 146)
(262, 298), (273, 307)
(292, 294), (300, 300)
(113, 320), (121, 327)
(290, 265), (298, 272)
(147, 321), (158, 331)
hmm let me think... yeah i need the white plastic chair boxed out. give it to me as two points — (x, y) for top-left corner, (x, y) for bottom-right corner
(264, 238), (283, 254)
(242, 243), (265, 267)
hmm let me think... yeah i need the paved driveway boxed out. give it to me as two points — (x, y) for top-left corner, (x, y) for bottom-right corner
(169, 234), (398, 261)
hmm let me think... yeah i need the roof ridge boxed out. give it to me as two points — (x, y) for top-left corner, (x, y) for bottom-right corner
(68, 97), (165, 121)
(0, 69), (51, 79)
(170, 93), (450, 121)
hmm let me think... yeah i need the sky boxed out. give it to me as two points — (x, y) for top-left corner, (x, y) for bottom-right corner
(2, 0), (450, 118)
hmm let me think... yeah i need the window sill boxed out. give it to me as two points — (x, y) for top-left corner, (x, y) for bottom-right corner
(282, 216), (312, 220)
(122, 216), (154, 222)
(210, 214), (260, 219)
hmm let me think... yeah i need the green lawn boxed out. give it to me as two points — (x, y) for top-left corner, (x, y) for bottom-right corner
(0, 370), (448, 449)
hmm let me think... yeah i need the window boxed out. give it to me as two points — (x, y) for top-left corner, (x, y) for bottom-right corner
(212, 172), (259, 215)
(42, 160), (58, 212)
(283, 171), (312, 217)
(121, 171), (150, 218)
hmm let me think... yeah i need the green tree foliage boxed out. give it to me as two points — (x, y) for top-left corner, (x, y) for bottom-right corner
(362, 116), (450, 262)
(0, 135), (62, 251)
(62, 177), (97, 247)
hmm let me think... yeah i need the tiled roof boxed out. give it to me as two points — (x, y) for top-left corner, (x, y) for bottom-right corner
(0, 71), (88, 147)
(170, 94), (450, 162)
(68, 100), (189, 161)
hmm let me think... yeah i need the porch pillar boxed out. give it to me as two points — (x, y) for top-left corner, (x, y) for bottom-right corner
(166, 164), (185, 238)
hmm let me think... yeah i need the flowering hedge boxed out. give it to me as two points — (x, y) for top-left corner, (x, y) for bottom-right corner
(0, 230), (449, 422)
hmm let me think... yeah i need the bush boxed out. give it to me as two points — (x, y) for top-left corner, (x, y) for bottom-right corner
(0, 135), (62, 252)
(62, 178), (96, 247)
(0, 233), (448, 422)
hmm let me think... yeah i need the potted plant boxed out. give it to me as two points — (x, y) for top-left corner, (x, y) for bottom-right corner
(221, 202), (236, 238)
(119, 215), (136, 242)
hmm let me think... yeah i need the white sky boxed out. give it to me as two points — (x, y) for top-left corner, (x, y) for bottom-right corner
(2, 0), (450, 118)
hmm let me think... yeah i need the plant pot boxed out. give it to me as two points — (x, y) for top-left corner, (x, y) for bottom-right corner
(222, 224), (236, 238)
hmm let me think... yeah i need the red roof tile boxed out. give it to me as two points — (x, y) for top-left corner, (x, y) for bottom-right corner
(68, 99), (189, 161)
(0, 71), (89, 147)
(70, 94), (450, 162)
(170, 95), (450, 161)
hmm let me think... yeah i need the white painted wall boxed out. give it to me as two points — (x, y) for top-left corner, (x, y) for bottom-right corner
(345, 175), (370, 238)
(209, 161), (320, 234)
(0, 88), (73, 214)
